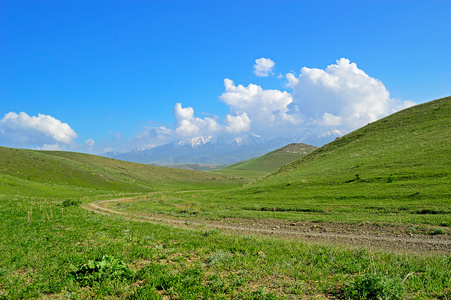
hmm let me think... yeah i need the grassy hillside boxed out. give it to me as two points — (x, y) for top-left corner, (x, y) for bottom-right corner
(220, 96), (451, 222)
(217, 143), (317, 179)
(0, 148), (244, 198)
(262, 96), (450, 193)
(121, 96), (451, 226)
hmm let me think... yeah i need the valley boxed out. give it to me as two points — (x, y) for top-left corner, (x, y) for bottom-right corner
(0, 96), (450, 299)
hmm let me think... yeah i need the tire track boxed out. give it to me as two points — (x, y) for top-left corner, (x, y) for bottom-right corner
(82, 198), (451, 254)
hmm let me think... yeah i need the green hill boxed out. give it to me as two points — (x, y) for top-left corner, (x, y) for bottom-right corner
(112, 94), (450, 225)
(194, 96), (451, 224)
(217, 143), (317, 179)
(0, 148), (244, 198)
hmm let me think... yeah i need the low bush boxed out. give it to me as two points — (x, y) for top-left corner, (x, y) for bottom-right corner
(339, 273), (405, 300)
(69, 254), (134, 286)
(61, 198), (81, 207)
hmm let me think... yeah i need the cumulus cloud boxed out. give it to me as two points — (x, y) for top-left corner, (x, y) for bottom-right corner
(174, 103), (220, 137)
(163, 58), (415, 146)
(220, 79), (301, 133)
(225, 112), (251, 133)
(0, 112), (77, 148)
(286, 58), (416, 129)
(253, 57), (275, 77)
(316, 113), (342, 126)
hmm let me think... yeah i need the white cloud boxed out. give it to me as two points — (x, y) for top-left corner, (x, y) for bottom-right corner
(316, 113), (342, 126)
(254, 57), (275, 77)
(286, 58), (415, 129)
(220, 79), (301, 133)
(85, 139), (95, 146)
(225, 112), (251, 133)
(0, 112), (77, 148)
(136, 58), (416, 150)
(173, 103), (220, 137)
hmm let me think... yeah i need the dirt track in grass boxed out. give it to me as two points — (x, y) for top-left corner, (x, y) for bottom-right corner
(82, 197), (451, 255)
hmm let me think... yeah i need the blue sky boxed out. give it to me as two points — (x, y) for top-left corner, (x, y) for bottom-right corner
(1, 1), (450, 153)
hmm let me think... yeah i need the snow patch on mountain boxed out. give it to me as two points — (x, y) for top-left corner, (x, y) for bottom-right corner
(135, 145), (155, 151)
(319, 129), (348, 138)
(178, 136), (213, 148)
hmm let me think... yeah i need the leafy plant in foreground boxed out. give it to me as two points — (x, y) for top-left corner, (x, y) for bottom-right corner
(339, 273), (405, 300)
(69, 254), (134, 286)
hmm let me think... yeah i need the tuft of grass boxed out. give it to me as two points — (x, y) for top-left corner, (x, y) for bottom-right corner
(339, 273), (405, 299)
(414, 208), (446, 215)
(61, 198), (81, 207)
(428, 227), (446, 235)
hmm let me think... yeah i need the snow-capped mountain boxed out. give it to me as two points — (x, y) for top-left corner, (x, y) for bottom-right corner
(178, 136), (213, 148)
(106, 130), (347, 166)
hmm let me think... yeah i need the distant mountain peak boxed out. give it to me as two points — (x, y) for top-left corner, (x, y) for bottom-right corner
(178, 136), (213, 148)
(105, 129), (348, 165)
(319, 129), (348, 138)
(233, 137), (244, 146)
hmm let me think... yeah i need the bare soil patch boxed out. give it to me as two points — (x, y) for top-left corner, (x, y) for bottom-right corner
(82, 198), (451, 255)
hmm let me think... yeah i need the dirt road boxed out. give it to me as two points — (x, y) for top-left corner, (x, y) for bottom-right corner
(82, 198), (451, 255)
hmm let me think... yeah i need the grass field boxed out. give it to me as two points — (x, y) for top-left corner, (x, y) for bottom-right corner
(1, 195), (450, 299)
(0, 96), (450, 299)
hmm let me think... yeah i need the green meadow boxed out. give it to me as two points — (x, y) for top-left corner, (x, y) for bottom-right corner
(0, 96), (450, 299)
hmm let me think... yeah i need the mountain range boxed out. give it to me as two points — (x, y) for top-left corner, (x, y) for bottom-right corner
(105, 129), (347, 165)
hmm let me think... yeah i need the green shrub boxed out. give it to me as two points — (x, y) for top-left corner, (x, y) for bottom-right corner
(340, 274), (405, 300)
(61, 198), (81, 207)
(69, 254), (134, 286)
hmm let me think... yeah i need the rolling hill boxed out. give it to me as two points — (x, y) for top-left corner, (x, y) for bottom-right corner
(0, 147), (244, 198)
(222, 96), (450, 215)
(217, 143), (318, 179)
